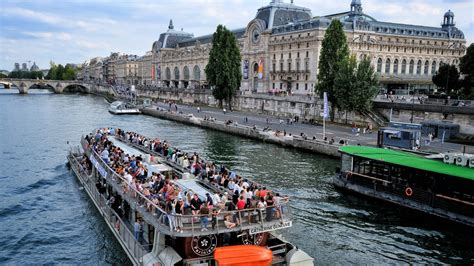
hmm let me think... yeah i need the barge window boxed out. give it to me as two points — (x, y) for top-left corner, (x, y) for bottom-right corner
(353, 157), (391, 180)
(341, 154), (353, 172)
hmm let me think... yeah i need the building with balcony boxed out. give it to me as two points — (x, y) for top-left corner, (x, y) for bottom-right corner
(149, 0), (465, 95)
(137, 51), (153, 85)
(115, 54), (139, 86)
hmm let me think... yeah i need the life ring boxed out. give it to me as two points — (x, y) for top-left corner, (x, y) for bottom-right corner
(405, 187), (413, 197)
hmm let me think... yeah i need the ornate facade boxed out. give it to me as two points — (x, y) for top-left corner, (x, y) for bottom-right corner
(149, 0), (466, 95)
(115, 55), (139, 86)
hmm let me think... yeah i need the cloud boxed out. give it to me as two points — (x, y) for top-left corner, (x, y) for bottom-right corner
(3, 7), (62, 25)
(0, 0), (472, 70)
(22, 31), (72, 42)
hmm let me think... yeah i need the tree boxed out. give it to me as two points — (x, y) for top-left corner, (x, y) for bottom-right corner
(63, 64), (76, 80)
(334, 55), (358, 117)
(316, 20), (350, 121)
(56, 64), (65, 80)
(46, 62), (58, 80)
(459, 43), (474, 98)
(335, 55), (379, 123)
(205, 24), (242, 108)
(432, 64), (460, 94)
(353, 56), (379, 110)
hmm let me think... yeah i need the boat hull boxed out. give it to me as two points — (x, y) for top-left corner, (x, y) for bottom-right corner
(333, 174), (474, 227)
(108, 108), (141, 115)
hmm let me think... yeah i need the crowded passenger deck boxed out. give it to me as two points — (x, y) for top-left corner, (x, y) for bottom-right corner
(69, 128), (312, 261)
(77, 128), (293, 238)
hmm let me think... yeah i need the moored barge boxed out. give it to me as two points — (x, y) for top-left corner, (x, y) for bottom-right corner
(334, 146), (474, 226)
(67, 128), (313, 265)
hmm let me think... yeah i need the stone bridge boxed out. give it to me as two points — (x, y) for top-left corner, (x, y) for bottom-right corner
(0, 78), (93, 94)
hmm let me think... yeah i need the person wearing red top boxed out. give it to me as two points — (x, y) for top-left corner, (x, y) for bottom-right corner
(236, 196), (246, 210)
(259, 187), (268, 199)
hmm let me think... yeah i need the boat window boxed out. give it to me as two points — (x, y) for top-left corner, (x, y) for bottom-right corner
(341, 154), (353, 172)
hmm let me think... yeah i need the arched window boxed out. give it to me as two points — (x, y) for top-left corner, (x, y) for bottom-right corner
(431, 61), (437, 75)
(385, 58), (391, 74)
(401, 59), (407, 74)
(165, 67), (171, 80)
(174, 67), (180, 80)
(393, 59), (399, 74)
(409, 60), (414, 74)
(183, 66), (190, 80)
(193, 65), (200, 81)
(377, 58), (382, 73)
(424, 60), (429, 75)
(416, 60), (422, 75)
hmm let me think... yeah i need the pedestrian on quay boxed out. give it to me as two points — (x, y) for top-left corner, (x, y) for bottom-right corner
(427, 133), (433, 146)
(223, 108), (226, 114)
(197, 107), (201, 113)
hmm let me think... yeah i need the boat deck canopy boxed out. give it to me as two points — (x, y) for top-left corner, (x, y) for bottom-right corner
(339, 146), (474, 181)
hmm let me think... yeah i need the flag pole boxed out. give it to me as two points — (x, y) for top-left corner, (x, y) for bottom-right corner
(323, 114), (326, 140)
(323, 92), (328, 140)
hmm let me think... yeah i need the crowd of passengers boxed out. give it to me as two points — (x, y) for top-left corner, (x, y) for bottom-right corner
(84, 128), (288, 233)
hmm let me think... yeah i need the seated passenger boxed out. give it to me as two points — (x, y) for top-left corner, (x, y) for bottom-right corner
(224, 215), (236, 229)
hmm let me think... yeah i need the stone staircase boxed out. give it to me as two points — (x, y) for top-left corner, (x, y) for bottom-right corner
(361, 109), (389, 128)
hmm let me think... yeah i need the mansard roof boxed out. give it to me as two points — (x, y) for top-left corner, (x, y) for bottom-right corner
(271, 10), (465, 40)
(157, 21), (194, 49)
(155, 1), (465, 51)
(178, 28), (246, 48)
(255, 0), (312, 29)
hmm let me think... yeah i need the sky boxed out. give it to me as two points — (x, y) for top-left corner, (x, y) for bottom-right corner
(1, 0), (473, 71)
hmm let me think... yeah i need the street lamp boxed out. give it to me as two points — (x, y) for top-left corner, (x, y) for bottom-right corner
(410, 84), (416, 123)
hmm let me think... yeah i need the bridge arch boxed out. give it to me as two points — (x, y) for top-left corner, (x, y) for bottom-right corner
(63, 84), (89, 93)
(0, 79), (92, 94)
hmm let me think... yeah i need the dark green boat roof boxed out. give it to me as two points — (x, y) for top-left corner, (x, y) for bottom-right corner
(339, 146), (474, 181)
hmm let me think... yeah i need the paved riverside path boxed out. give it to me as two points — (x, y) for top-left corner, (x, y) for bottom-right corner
(151, 101), (474, 154)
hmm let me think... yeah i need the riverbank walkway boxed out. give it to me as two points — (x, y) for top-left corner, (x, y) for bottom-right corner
(151, 101), (474, 154)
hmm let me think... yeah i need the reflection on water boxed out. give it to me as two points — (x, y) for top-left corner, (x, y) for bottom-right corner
(0, 93), (472, 264)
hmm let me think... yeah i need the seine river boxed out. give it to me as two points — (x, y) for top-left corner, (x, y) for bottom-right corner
(0, 88), (472, 264)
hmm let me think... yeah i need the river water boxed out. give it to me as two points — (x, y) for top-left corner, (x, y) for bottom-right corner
(0, 89), (472, 265)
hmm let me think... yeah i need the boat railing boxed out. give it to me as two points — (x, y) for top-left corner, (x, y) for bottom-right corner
(68, 152), (147, 263)
(342, 171), (474, 217)
(88, 147), (293, 237)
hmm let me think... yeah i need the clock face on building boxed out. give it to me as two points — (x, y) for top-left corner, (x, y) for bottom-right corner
(252, 28), (261, 44)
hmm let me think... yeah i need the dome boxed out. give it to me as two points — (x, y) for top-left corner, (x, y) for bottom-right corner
(255, 0), (312, 29)
(444, 10), (454, 17)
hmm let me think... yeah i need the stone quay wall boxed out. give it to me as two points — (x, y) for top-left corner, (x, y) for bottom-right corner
(136, 88), (375, 126)
(137, 88), (474, 135)
(142, 107), (341, 158)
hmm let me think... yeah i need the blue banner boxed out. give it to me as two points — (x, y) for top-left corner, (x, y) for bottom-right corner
(323, 92), (329, 119)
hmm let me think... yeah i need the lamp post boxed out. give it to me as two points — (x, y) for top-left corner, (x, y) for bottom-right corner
(410, 84), (415, 124)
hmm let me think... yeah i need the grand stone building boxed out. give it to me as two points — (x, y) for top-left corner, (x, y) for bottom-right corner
(150, 0), (466, 95)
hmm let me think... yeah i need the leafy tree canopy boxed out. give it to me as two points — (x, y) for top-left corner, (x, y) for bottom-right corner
(335, 55), (379, 114)
(432, 64), (460, 94)
(205, 24), (242, 108)
(8, 70), (43, 79)
(316, 20), (349, 121)
(46, 62), (77, 80)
